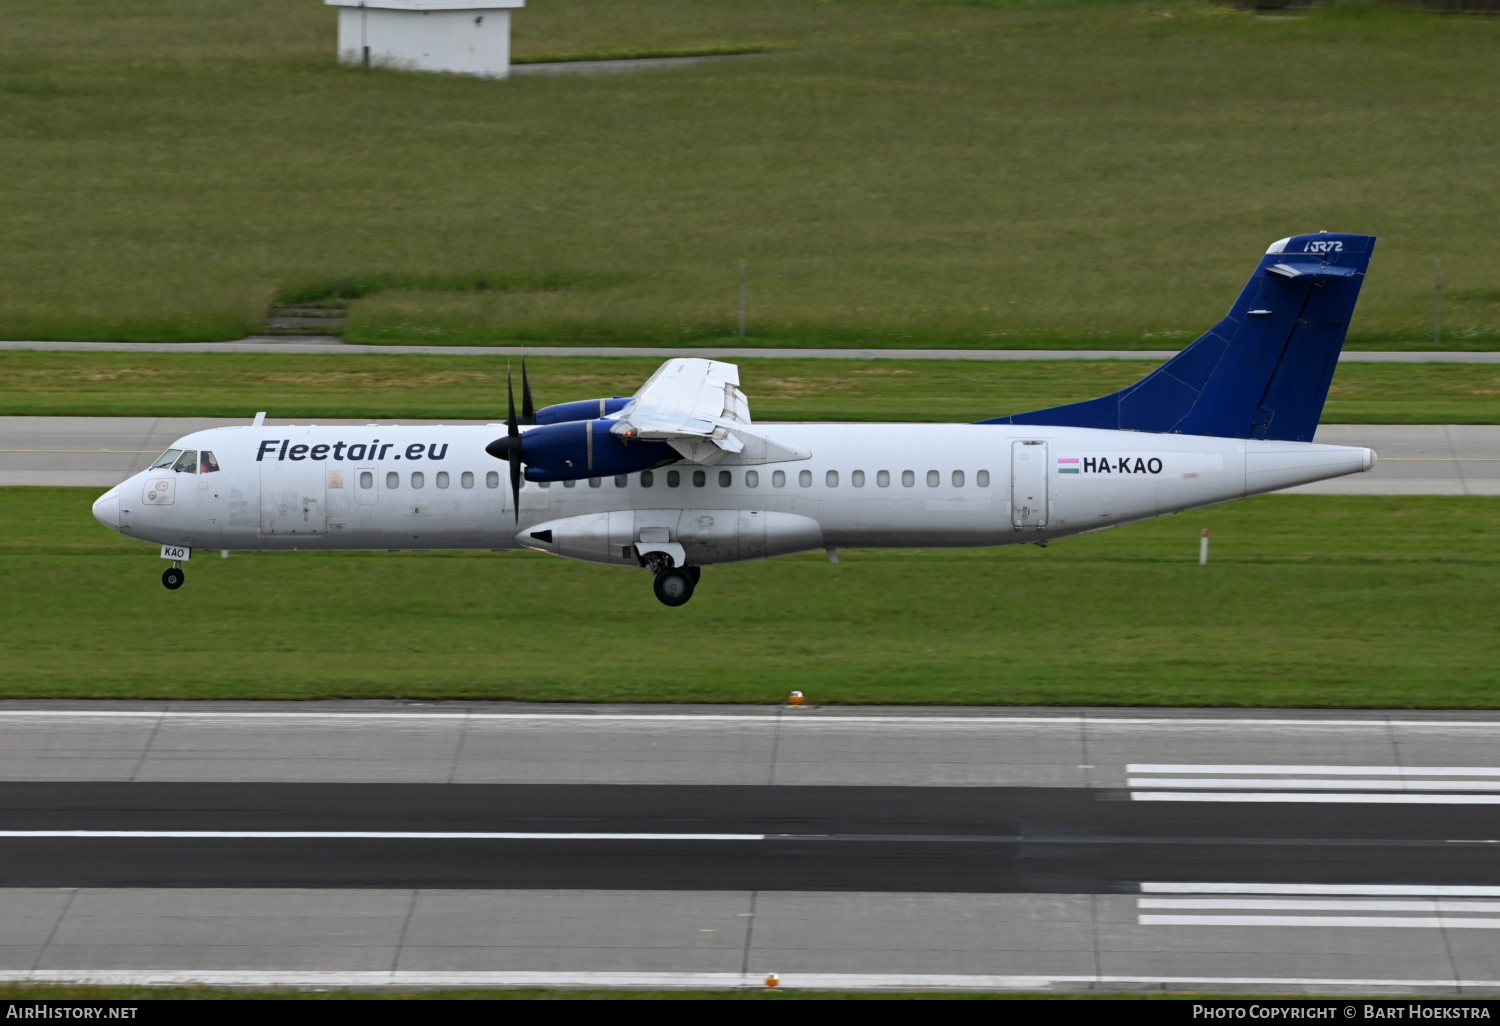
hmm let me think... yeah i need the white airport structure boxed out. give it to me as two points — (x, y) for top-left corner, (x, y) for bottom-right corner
(326, 0), (525, 79)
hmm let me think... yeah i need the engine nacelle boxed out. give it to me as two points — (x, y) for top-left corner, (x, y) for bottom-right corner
(517, 509), (824, 567)
(492, 420), (678, 482)
(536, 398), (631, 425)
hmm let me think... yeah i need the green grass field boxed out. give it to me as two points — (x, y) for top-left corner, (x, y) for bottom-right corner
(7, 487), (1498, 706)
(3, 0), (1498, 348)
(3, 351), (1499, 422)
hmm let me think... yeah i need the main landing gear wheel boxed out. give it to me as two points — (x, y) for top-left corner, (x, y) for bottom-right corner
(653, 567), (696, 607)
(161, 567), (185, 590)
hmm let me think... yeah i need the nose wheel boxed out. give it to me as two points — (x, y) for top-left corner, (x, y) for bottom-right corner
(162, 566), (185, 590)
(652, 566), (697, 606)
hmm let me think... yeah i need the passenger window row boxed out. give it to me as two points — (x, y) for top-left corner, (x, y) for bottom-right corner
(627, 468), (992, 489)
(362, 471), (499, 490)
(350, 467), (992, 493)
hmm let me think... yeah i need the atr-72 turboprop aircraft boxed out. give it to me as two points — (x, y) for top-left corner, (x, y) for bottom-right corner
(93, 233), (1377, 606)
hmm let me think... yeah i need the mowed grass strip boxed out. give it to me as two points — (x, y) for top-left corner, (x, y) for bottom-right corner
(2, 353), (1498, 423)
(6, 488), (1497, 706)
(2, 1), (1498, 347)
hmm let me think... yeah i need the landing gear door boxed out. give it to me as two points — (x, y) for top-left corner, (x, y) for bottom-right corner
(1011, 440), (1049, 530)
(260, 451), (326, 537)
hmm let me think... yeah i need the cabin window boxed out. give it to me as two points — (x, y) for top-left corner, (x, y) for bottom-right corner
(927, 470), (940, 488)
(461, 471), (474, 489)
(772, 470), (786, 487)
(977, 470), (990, 487)
(826, 470), (838, 487)
(877, 470), (890, 488)
(589, 477), (601, 488)
(719, 470), (732, 487)
(952, 470), (964, 487)
(615, 475), (628, 487)
(641, 471), (654, 488)
(902, 470), (915, 487)
(171, 450), (198, 474)
(386, 472), (400, 489)
(799, 470), (812, 487)
(360, 471), (374, 489)
(200, 451), (221, 474)
(852, 470), (865, 487)
(411, 472), (425, 489)
(436, 471), (449, 489)
(151, 449), (183, 470)
(746, 470), (759, 487)
(564, 479), (576, 488)
(486, 471), (499, 489)
(667, 470), (681, 488)
(692, 470), (706, 487)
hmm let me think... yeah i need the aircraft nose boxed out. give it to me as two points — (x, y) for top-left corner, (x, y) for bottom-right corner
(92, 488), (120, 531)
(1362, 448), (1378, 472)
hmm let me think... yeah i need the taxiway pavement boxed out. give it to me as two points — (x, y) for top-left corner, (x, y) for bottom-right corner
(4, 338), (1500, 361)
(2, 417), (1495, 493)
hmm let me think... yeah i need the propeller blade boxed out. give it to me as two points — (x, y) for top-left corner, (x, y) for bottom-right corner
(508, 448), (522, 523)
(520, 358), (537, 425)
(506, 365), (522, 520)
(506, 364), (518, 436)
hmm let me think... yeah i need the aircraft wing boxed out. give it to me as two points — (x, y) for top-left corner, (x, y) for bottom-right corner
(611, 358), (809, 466)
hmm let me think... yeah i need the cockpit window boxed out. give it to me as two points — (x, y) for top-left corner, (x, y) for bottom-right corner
(200, 451), (220, 474)
(151, 449), (183, 470)
(171, 450), (198, 474)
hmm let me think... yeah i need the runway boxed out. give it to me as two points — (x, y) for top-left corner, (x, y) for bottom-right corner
(1, 782), (1498, 892)
(4, 704), (1500, 993)
(3, 416), (1497, 493)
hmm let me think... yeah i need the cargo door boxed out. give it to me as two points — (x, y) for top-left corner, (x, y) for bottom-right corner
(260, 456), (326, 537)
(1010, 440), (1048, 529)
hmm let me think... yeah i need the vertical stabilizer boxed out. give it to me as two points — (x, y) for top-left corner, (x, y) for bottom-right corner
(985, 233), (1376, 441)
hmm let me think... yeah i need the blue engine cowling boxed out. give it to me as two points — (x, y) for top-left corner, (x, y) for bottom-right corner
(536, 398), (632, 425)
(513, 420), (679, 482)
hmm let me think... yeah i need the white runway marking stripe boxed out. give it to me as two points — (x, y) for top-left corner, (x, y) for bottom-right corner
(0, 831), (765, 841)
(1139, 915), (1500, 929)
(1132, 791), (1500, 804)
(1128, 764), (1500, 777)
(1128, 777), (1500, 791)
(1143, 883), (1500, 897)
(1137, 882), (1500, 930)
(4, 969), (1500, 992)
(1139, 898), (1500, 912)
(5, 710), (1500, 729)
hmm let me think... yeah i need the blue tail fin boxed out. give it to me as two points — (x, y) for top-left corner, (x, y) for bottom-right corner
(983, 233), (1376, 441)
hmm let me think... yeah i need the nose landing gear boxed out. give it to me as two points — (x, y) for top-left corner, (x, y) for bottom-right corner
(162, 563), (185, 590)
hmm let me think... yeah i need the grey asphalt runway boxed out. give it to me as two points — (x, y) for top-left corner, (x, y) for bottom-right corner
(0, 782), (1495, 893)
(2, 417), (1495, 492)
(4, 705), (1500, 992)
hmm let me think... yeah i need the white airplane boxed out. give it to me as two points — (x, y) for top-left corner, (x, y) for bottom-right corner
(92, 232), (1377, 606)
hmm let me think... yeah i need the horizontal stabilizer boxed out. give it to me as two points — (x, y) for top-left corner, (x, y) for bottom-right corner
(1268, 261), (1358, 279)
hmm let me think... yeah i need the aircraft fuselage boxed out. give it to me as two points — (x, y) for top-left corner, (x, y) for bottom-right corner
(93, 421), (1373, 556)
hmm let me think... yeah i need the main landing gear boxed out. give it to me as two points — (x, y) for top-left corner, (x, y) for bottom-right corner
(162, 563), (185, 590)
(646, 557), (701, 607)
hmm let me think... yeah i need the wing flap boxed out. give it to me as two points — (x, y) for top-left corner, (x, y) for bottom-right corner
(613, 358), (809, 465)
